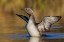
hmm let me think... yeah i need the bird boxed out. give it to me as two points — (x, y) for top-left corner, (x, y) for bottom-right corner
(17, 8), (61, 37)
(21, 8), (61, 37)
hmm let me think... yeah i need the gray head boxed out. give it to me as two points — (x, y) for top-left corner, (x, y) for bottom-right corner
(22, 8), (34, 17)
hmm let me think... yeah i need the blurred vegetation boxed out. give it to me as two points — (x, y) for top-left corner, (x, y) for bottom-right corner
(0, 0), (64, 33)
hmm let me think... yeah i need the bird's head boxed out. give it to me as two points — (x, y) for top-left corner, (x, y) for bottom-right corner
(21, 8), (34, 17)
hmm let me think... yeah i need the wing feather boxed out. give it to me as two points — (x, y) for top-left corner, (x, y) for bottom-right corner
(16, 14), (29, 23)
(38, 16), (61, 31)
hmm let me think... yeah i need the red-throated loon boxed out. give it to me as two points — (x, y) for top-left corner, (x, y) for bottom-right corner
(16, 8), (61, 37)
(21, 8), (61, 37)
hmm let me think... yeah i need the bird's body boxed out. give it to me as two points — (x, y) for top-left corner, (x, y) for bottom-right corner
(16, 8), (61, 37)
(27, 16), (40, 36)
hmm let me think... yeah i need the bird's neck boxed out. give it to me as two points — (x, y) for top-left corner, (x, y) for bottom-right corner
(29, 13), (36, 25)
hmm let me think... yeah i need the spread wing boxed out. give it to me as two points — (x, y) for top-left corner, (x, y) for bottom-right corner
(37, 16), (61, 31)
(16, 14), (29, 23)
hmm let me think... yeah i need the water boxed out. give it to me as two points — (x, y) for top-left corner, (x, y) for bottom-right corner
(0, 33), (64, 42)
(0, 33), (63, 39)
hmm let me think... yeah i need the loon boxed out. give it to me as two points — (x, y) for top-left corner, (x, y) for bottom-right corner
(16, 8), (61, 37)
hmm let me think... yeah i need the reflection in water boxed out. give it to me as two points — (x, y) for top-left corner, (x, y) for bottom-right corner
(29, 37), (40, 42)
(29, 37), (46, 42)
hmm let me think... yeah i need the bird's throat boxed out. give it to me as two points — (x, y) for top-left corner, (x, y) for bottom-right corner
(27, 14), (31, 17)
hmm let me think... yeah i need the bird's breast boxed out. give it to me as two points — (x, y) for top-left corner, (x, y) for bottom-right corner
(27, 19), (40, 36)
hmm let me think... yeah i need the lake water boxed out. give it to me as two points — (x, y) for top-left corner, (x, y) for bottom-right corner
(0, 33), (64, 42)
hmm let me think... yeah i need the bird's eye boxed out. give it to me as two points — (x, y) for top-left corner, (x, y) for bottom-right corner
(26, 9), (27, 10)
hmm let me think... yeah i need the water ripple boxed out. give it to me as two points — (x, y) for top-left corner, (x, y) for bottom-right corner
(2, 33), (64, 39)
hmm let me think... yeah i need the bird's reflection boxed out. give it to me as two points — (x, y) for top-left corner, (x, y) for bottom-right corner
(29, 37), (45, 42)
